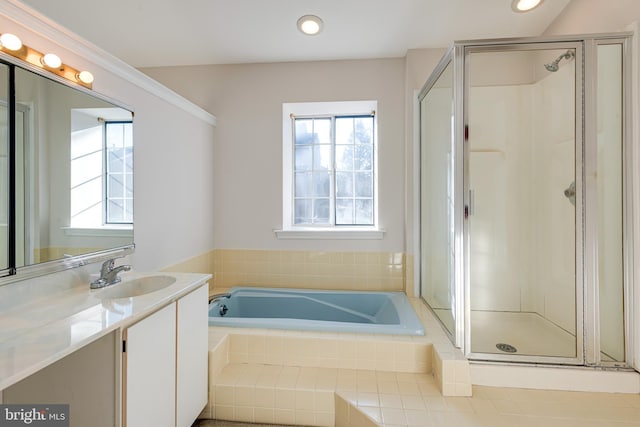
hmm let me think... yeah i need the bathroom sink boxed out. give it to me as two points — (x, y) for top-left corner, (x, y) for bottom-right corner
(96, 275), (177, 299)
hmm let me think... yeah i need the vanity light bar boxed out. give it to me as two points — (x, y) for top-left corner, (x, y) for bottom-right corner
(0, 32), (93, 89)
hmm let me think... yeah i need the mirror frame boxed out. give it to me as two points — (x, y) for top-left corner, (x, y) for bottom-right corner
(0, 50), (134, 286)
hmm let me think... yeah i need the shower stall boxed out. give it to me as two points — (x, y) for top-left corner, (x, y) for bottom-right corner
(418, 34), (633, 366)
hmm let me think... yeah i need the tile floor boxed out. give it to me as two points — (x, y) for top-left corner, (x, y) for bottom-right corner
(197, 377), (640, 426)
(193, 421), (289, 427)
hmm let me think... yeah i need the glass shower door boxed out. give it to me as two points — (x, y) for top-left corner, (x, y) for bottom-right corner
(466, 44), (583, 362)
(419, 60), (457, 339)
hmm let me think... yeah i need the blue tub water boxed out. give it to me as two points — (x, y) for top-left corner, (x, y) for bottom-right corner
(208, 287), (425, 336)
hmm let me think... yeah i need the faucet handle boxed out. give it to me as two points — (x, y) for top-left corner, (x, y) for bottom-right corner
(100, 259), (115, 274)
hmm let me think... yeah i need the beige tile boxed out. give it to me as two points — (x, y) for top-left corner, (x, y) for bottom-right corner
(490, 398), (523, 415)
(295, 410), (316, 426)
(359, 406), (383, 424)
(273, 409), (295, 425)
(468, 397), (499, 415)
(398, 381), (421, 395)
(335, 394), (350, 418)
(233, 406), (254, 423)
(404, 409), (430, 427)
(316, 391), (335, 412)
(418, 380), (441, 397)
(444, 397), (474, 413)
(379, 393), (403, 409)
(357, 378), (379, 393)
(234, 386), (254, 407)
(253, 407), (275, 424)
(402, 394), (427, 410)
(381, 407), (408, 425)
(378, 380), (400, 394)
(423, 396), (448, 412)
(214, 385), (234, 406)
(315, 411), (335, 427)
(275, 389), (296, 410)
(294, 390), (315, 411)
(253, 387), (275, 408)
(357, 392), (380, 407)
(214, 405), (234, 421)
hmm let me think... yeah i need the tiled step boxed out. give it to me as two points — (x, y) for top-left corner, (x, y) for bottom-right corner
(211, 363), (443, 427)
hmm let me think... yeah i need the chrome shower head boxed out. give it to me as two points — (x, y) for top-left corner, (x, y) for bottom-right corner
(544, 61), (559, 72)
(544, 50), (575, 72)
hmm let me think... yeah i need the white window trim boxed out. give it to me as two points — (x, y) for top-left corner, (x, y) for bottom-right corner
(62, 225), (133, 238)
(276, 100), (384, 240)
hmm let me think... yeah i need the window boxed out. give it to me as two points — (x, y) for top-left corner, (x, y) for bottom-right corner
(70, 112), (133, 229)
(280, 101), (382, 239)
(105, 122), (133, 224)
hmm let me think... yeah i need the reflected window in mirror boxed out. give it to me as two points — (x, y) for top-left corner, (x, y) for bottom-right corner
(70, 112), (133, 228)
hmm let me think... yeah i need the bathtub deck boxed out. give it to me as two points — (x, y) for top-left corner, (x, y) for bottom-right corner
(201, 298), (472, 427)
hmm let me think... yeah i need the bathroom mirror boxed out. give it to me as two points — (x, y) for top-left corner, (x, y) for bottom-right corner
(8, 65), (133, 270)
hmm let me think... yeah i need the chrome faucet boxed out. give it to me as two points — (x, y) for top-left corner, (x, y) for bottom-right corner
(90, 259), (132, 289)
(208, 293), (231, 304)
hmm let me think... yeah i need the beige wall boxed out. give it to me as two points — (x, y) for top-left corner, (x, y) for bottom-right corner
(142, 59), (406, 253)
(545, 0), (640, 35)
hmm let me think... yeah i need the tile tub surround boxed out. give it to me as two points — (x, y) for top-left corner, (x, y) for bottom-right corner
(211, 250), (405, 292)
(200, 297), (473, 426)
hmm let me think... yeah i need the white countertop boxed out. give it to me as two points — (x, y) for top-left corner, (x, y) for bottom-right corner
(0, 270), (210, 390)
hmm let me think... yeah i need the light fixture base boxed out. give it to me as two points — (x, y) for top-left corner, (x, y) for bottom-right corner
(297, 15), (323, 36)
(0, 37), (93, 89)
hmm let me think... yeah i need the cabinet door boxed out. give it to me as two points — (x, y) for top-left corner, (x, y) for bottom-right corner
(176, 284), (208, 427)
(124, 302), (176, 427)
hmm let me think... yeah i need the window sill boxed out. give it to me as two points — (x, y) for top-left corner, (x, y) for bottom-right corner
(274, 228), (385, 240)
(63, 226), (133, 238)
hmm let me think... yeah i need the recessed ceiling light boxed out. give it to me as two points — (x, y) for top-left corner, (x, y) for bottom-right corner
(297, 15), (323, 36)
(511, 0), (544, 12)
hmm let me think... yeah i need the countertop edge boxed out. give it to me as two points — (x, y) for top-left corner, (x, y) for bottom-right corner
(0, 272), (211, 391)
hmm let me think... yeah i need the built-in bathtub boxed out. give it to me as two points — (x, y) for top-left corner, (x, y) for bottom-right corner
(208, 287), (425, 336)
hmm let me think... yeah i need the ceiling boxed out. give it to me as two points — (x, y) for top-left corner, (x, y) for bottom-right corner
(19, 0), (571, 68)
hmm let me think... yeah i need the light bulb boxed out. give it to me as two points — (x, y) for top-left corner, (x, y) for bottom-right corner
(297, 15), (323, 35)
(0, 33), (22, 51)
(77, 70), (94, 84)
(42, 53), (62, 69)
(511, 0), (543, 12)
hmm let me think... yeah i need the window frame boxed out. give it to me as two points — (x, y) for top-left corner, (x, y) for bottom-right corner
(69, 117), (133, 234)
(278, 101), (384, 240)
(104, 120), (133, 225)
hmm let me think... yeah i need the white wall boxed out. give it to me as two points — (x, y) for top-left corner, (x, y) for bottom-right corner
(143, 59), (406, 252)
(0, 2), (216, 271)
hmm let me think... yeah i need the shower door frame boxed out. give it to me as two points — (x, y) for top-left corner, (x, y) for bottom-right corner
(583, 35), (635, 368)
(418, 33), (634, 368)
(460, 39), (585, 365)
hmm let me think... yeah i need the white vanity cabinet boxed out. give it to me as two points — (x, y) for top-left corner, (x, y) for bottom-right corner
(176, 284), (209, 426)
(123, 283), (209, 427)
